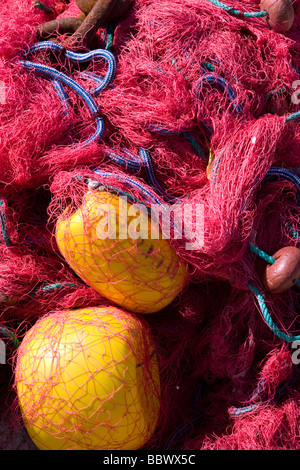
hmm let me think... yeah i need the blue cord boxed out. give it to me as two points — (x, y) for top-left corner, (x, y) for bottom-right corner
(0, 198), (12, 247)
(263, 167), (300, 205)
(247, 167), (300, 342)
(147, 123), (207, 159)
(104, 148), (142, 173)
(248, 282), (300, 343)
(52, 79), (71, 117)
(195, 74), (243, 115)
(24, 41), (117, 95)
(203, 0), (268, 18)
(102, 147), (184, 203)
(20, 41), (117, 146)
(20, 59), (105, 147)
(93, 168), (182, 206)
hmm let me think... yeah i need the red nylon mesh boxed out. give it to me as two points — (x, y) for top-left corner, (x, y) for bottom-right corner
(0, 0), (299, 451)
(13, 306), (161, 450)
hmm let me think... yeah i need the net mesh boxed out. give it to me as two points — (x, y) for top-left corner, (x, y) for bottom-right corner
(14, 306), (161, 450)
(55, 188), (188, 314)
(0, 0), (299, 451)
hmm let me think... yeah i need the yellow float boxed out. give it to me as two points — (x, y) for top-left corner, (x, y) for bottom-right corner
(15, 306), (161, 450)
(55, 190), (188, 314)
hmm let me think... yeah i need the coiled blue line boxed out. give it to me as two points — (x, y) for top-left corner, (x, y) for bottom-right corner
(147, 124), (207, 159)
(93, 168), (186, 241)
(20, 60), (99, 112)
(248, 283), (300, 343)
(263, 167), (300, 205)
(93, 169), (168, 207)
(139, 148), (182, 202)
(24, 41), (117, 95)
(52, 79), (71, 117)
(104, 148), (141, 173)
(203, 0), (268, 18)
(20, 59), (104, 146)
(229, 359), (297, 417)
(19, 41), (117, 146)
(101, 147), (183, 203)
(64, 49), (116, 95)
(195, 74), (243, 115)
(247, 167), (300, 343)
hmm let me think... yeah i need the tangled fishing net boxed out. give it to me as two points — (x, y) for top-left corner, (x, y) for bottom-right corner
(0, 0), (300, 450)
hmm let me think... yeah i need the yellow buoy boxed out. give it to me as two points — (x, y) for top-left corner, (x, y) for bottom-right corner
(15, 306), (161, 450)
(55, 190), (187, 314)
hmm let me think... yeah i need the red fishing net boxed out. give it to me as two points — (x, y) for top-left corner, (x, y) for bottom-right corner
(0, 0), (299, 451)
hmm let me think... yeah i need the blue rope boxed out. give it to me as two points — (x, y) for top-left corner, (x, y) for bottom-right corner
(64, 49), (116, 95)
(20, 59), (104, 147)
(285, 110), (300, 123)
(203, 0), (268, 18)
(248, 282), (300, 343)
(0, 327), (20, 349)
(104, 148), (142, 173)
(195, 74), (243, 115)
(24, 41), (117, 95)
(147, 124), (207, 159)
(0, 198), (12, 247)
(248, 243), (277, 266)
(52, 79), (71, 117)
(102, 147), (184, 203)
(20, 41), (117, 146)
(263, 167), (300, 206)
(229, 356), (298, 417)
(246, 166), (300, 341)
(93, 168), (182, 207)
(139, 148), (183, 202)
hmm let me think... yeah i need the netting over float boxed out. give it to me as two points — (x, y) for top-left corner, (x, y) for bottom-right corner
(0, 0), (299, 450)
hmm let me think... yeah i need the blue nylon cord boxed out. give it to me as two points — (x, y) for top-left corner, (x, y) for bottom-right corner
(104, 148), (141, 173)
(248, 243), (278, 266)
(147, 124), (207, 159)
(20, 59), (104, 146)
(19, 60), (98, 113)
(247, 167), (300, 342)
(139, 148), (183, 202)
(64, 49), (116, 95)
(248, 282), (300, 343)
(195, 74), (243, 115)
(93, 169), (169, 207)
(0, 198), (12, 247)
(93, 167), (187, 243)
(20, 41), (117, 146)
(52, 79), (71, 117)
(285, 110), (300, 124)
(94, 167), (182, 205)
(102, 147), (183, 203)
(230, 363), (298, 417)
(203, 0), (268, 18)
(263, 167), (300, 205)
(24, 41), (117, 95)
